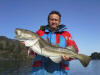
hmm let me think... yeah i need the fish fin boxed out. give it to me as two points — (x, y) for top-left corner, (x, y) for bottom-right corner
(76, 54), (91, 67)
(37, 41), (46, 55)
(27, 48), (33, 56)
(38, 41), (44, 48)
(28, 48), (31, 56)
(49, 56), (62, 63)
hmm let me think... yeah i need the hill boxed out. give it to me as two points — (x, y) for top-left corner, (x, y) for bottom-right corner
(0, 36), (33, 60)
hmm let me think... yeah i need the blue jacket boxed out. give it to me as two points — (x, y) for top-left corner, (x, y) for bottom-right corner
(30, 25), (71, 75)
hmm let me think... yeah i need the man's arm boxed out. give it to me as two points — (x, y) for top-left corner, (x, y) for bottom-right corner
(62, 31), (79, 61)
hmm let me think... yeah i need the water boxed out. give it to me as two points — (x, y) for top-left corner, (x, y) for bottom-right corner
(0, 60), (100, 75)
(70, 60), (100, 75)
(0, 59), (33, 75)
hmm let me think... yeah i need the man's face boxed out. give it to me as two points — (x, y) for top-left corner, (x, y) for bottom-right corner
(48, 14), (60, 29)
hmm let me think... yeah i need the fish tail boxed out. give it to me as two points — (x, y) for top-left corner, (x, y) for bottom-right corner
(76, 54), (91, 67)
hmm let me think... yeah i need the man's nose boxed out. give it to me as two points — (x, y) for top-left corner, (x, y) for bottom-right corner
(52, 20), (56, 23)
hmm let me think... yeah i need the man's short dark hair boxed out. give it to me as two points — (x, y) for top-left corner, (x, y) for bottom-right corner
(48, 11), (61, 21)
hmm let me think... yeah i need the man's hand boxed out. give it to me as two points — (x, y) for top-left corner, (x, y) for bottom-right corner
(61, 55), (70, 61)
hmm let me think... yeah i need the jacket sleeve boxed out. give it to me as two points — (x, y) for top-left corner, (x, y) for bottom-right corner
(36, 29), (45, 36)
(63, 31), (79, 61)
(62, 31), (79, 53)
(68, 34), (78, 54)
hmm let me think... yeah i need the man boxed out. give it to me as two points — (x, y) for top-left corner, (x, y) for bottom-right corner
(29, 11), (78, 75)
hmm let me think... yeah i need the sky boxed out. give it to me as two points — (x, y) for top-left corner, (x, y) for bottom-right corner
(0, 0), (100, 55)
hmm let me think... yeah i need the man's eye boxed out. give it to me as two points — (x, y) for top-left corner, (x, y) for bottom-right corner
(50, 19), (58, 21)
(55, 19), (58, 21)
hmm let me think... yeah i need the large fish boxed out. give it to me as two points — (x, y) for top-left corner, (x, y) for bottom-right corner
(15, 28), (91, 67)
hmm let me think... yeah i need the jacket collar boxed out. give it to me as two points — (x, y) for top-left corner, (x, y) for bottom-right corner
(44, 25), (67, 33)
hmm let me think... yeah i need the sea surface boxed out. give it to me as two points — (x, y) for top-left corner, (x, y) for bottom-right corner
(70, 60), (100, 75)
(0, 60), (100, 75)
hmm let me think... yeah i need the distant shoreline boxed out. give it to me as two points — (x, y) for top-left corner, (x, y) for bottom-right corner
(90, 52), (100, 60)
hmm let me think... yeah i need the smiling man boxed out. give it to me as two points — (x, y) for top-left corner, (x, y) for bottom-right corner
(30, 11), (78, 75)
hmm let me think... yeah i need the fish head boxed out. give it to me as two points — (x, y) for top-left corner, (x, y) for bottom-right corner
(15, 28), (37, 41)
